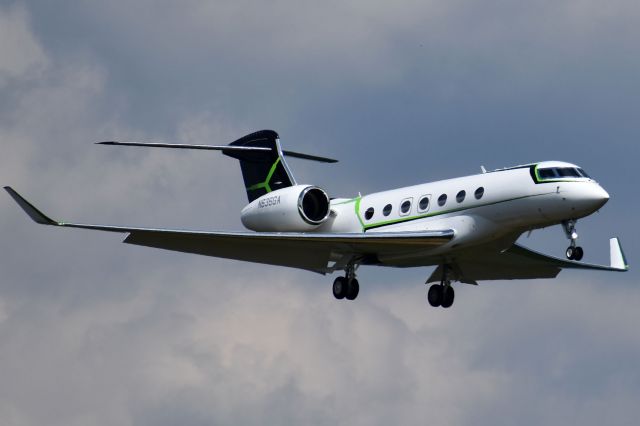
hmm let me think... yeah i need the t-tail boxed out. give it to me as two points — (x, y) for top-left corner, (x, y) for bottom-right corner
(223, 130), (295, 202)
(96, 129), (337, 203)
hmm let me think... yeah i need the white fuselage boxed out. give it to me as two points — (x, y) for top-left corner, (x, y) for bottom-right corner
(320, 161), (609, 257)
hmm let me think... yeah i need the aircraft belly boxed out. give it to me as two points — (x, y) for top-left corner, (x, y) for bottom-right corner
(376, 251), (441, 267)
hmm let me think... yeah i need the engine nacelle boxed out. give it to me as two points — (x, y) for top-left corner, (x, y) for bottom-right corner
(241, 185), (331, 232)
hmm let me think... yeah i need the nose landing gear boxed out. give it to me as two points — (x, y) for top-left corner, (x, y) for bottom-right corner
(566, 246), (584, 261)
(563, 219), (584, 261)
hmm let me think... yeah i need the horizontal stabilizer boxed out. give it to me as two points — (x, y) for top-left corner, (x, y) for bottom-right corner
(97, 141), (270, 152)
(96, 141), (338, 163)
(279, 150), (337, 163)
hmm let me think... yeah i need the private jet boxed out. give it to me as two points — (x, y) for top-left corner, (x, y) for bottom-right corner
(5, 130), (628, 308)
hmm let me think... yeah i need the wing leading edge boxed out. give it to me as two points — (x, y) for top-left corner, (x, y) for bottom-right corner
(5, 187), (454, 273)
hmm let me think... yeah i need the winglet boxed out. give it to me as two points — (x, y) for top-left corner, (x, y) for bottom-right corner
(4, 187), (59, 225)
(610, 237), (629, 270)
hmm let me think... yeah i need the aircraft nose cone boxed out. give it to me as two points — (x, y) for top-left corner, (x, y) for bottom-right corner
(592, 185), (609, 209)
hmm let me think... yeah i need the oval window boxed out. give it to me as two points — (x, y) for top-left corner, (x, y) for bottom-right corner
(400, 200), (411, 214)
(475, 187), (484, 200)
(383, 204), (392, 216)
(456, 190), (466, 203)
(364, 207), (374, 220)
(438, 194), (447, 207)
(418, 196), (430, 212)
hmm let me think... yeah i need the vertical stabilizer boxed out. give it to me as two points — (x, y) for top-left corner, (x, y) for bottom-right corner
(223, 130), (296, 203)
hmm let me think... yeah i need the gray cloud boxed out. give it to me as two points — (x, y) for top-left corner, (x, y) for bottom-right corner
(1, 1), (639, 425)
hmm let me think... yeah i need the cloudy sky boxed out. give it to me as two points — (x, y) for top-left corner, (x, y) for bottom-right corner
(1, 1), (639, 425)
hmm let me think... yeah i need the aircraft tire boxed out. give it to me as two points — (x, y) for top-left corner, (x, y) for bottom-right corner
(441, 286), (455, 308)
(574, 246), (584, 261)
(427, 284), (443, 307)
(346, 279), (360, 300)
(566, 246), (575, 260)
(333, 277), (347, 299)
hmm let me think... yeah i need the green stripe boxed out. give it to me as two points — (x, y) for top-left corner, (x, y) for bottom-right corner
(246, 182), (266, 192)
(534, 164), (586, 184)
(246, 157), (282, 193)
(263, 157), (281, 193)
(332, 198), (357, 206)
(362, 192), (554, 231)
(354, 196), (365, 230)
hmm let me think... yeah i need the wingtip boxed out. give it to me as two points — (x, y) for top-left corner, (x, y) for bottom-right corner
(4, 186), (59, 226)
(610, 237), (629, 271)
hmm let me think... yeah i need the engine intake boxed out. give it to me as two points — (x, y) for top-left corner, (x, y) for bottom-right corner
(298, 186), (330, 225)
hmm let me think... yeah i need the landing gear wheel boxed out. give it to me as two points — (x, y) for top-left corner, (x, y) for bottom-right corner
(573, 246), (584, 261)
(441, 286), (455, 308)
(346, 279), (360, 300)
(332, 277), (348, 299)
(427, 284), (443, 307)
(566, 246), (584, 261)
(562, 220), (584, 261)
(566, 246), (575, 260)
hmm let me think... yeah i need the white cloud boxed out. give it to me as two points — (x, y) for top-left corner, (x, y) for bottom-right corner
(1, 1), (639, 425)
(0, 4), (47, 88)
(1, 268), (638, 425)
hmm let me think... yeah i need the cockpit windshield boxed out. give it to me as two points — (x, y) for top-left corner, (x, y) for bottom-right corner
(536, 166), (590, 181)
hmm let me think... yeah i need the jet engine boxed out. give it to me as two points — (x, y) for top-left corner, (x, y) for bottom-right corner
(241, 185), (331, 232)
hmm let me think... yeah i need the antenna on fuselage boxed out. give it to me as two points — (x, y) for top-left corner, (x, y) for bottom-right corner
(481, 166), (487, 174)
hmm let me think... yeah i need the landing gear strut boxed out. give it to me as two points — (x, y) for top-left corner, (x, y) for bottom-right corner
(427, 265), (455, 308)
(562, 219), (584, 261)
(332, 262), (359, 301)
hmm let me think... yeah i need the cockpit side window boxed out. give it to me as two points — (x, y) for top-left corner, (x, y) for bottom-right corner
(578, 168), (591, 178)
(538, 168), (557, 179)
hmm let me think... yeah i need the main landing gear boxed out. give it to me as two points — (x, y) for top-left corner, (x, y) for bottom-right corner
(427, 265), (455, 308)
(427, 283), (454, 308)
(563, 219), (584, 261)
(331, 262), (457, 307)
(332, 262), (359, 301)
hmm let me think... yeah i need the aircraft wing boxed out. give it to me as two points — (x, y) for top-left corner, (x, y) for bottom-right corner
(427, 239), (629, 284)
(5, 187), (454, 273)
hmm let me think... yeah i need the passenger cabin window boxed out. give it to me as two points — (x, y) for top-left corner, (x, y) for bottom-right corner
(364, 207), (374, 220)
(418, 196), (430, 212)
(399, 199), (412, 216)
(438, 194), (447, 207)
(475, 187), (484, 200)
(383, 204), (392, 216)
(456, 190), (466, 203)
